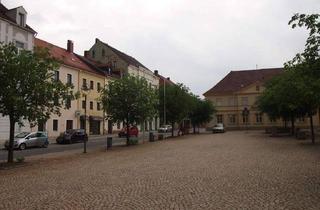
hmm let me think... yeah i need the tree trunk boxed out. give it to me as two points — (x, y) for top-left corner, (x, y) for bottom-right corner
(291, 115), (295, 136)
(171, 122), (174, 137)
(193, 124), (196, 134)
(309, 114), (315, 144)
(8, 115), (16, 163)
(126, 122), (130, 146)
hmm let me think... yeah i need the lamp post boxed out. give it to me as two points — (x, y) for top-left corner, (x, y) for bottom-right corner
(82, 85), (89, 153)
(242, 107), (249, 132)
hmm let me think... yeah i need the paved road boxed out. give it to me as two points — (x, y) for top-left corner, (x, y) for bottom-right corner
(0, 131), (173, 161)
(1, 131), (320, 209)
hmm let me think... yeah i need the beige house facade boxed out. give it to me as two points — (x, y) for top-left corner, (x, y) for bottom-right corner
(204, 68), (320, 130)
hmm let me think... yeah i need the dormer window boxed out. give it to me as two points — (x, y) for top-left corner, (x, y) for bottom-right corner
(19, 13), (25, 26)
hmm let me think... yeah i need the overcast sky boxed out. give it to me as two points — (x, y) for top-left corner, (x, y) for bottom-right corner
(3, 0), (320, 96)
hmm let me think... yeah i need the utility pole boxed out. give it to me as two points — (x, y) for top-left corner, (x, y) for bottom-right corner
(163, 79), (166, 125)
(84, 94), (87, 153)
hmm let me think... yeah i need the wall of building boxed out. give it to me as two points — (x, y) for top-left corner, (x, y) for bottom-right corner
(45, 65), (79, 137)
(78, 70), (106, 135)
(206, 83), (320, 130)
(0, 19), (34, 50)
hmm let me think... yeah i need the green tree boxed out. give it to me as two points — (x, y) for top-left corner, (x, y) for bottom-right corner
(285, 13), (320, 143)
(101, 75), (158, 144)
(159, 83), (191, 137)
(188, 95), (215, 134)
(0, 43), (76, 163)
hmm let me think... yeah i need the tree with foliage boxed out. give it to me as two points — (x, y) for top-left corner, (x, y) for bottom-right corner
(285, 13), (320, 143)
(188, 95), (215, 134)
(159, 83), (191, 137)
(101, 75), (158, 145)
(0, 43), (76, 163)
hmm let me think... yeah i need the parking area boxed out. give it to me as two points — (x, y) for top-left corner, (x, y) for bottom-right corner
(1, 131), (320, 209)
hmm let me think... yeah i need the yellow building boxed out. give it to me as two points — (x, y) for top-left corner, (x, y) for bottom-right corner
(35, 38), (111, 137)
(204, 68), (320, 130)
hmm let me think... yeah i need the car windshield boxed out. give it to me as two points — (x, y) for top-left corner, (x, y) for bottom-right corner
(215, 124), (223, 127)
(65, 129), (76, 134)
(15, 132), (30, 138)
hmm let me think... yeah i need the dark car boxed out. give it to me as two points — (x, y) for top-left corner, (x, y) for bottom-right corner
(56, 129), (88, 144)
(118, 126), (139, 138)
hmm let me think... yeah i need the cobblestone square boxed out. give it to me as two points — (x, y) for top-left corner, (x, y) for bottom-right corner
(1, 131), (320, 209)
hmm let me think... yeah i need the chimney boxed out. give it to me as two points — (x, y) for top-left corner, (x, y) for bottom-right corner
(84, 50), (90, 58)
(154, 70), (158, 76)
(95, 38), (99, 43)
(167, 77), (170, 81)
(67, 40), (74, 53)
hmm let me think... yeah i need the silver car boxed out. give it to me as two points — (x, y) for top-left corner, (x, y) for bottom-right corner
(158, 125), (173, 133)
(4, 132), (49, 150)
(212, 123), (225, 133)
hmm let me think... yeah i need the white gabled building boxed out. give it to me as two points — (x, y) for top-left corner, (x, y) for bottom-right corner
(0, 2), (37, 140)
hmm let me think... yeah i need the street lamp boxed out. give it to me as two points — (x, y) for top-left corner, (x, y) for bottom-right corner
(82, 84), (90, 153)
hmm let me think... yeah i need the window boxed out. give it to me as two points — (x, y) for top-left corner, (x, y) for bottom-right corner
(82, 100), (86, 109)
(65, 98), (71, 109)
(243, 115), (249, 124)
(216, 98), (223, 106)
(66, 120), (73, 130)
(228, 114), (236, 124)
(53, 71), (59, 82)
(117, 122), (121, 129)
(90, 101), (93, 110)
(256, 85), (260, 91)
(67, 74), (72, 85)
(97, 82), (101, 91)
(216, 115), (223, 123)
(228, 97), (235, 106)
(19, 13), (24, 26)
(15, 41), (24, 49)
(97, 102), (101, 111)
(299, 117), (305, 122)
(92, 50), (95, 58)
(82, 78), (87, 89)
(90, 81), (94, 90)
(54, 96), (59, 106)
(255, 113), (263, 123)
(102, 49), (105, 56)
(241, 97), (248, 106)
(53, 120), (58, 131)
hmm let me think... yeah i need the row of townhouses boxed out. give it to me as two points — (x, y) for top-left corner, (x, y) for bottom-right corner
(0, 2), (173, 140)
(204, 68), (320, 130)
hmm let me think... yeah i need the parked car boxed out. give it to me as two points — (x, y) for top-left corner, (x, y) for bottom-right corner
(158, 125), (172, 133)
(118, 126), (139, 138)
(56, 129), (88, 144)
(4, 131), (49, 150)
(212, 123), (225, 133)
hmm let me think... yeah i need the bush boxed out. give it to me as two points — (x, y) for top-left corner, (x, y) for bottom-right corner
(128, 138), (138, 145)
(15, 156), (25, 163)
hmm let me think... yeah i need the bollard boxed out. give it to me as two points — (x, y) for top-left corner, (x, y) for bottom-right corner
(149, 132), (155, 142)
(107, 137), (112, 150)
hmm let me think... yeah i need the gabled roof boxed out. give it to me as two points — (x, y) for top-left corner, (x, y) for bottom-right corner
(34, 38), (105, 76)
(157, 74), (175, 86)
(0, 3), (36, 34)
(203, 68), (283, 96)
(97, 38), (148, 69)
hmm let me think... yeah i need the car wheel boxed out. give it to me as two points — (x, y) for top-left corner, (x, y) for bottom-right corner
(19, 143), (26, 150)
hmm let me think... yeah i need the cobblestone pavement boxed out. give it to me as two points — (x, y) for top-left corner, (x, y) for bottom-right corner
(1, 131), (320, 209)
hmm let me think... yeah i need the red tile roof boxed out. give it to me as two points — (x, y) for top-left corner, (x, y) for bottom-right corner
(35, 38), (105, 76)
(0, 3), (36, 34)
(203, 68), (283, 96)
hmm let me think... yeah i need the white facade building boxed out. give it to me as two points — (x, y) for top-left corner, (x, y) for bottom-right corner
(0, 3), (36, 140)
